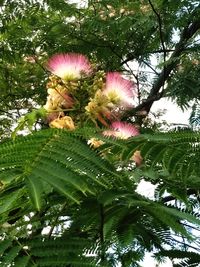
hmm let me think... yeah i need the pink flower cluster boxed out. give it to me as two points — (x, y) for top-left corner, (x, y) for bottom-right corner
(103, 121), (139, 139)
(44, 53), (139, 140)
(103, 72), (135, 108)
(46, 53), (91, 81)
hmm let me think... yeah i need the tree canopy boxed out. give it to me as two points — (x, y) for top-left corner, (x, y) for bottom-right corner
(0, 0), (200, 266)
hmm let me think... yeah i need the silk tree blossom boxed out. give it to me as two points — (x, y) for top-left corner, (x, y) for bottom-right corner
(103, 72), (136, 108)
(49, 116), (75, 130)
(44, 88), (74, 111)
(88, 138), (105, 148)
(103, 121), (139, 139)
(46, 53), (92, 80)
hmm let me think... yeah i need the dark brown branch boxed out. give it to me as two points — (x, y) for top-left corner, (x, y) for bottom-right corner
(148, 0), (167, 104)
(124, 62), (141, 104)
(122, 90), (164, 120)
(146, 19), (200, 107)
(141, 59), (159, 75)
(148, 0), (166, 62)
(120, 50), (175, 66)
(123, 14), (200, 120)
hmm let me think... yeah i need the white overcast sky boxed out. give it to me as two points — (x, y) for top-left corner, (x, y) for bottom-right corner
(151, 98), (191, 126)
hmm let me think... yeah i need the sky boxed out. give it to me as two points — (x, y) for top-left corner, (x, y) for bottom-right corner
(141, 253), (173, 267)
(151, 98), (191, 126)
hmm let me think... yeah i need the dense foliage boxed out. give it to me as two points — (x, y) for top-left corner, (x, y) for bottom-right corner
(0, 0), (200, 266)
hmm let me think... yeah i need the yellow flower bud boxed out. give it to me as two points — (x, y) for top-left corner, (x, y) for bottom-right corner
(88, 138), (104, 148)
(49, 116), (75, 130)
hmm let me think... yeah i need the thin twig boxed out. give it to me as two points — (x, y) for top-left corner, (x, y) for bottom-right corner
(15, 238), (37, 266)
(124, 62), (141, 104)
(140, 59), (159, 75)
(170, 236), (200, 253)
(148, 0), (166, 92)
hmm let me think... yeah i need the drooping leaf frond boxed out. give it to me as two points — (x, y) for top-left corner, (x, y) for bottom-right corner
(109, 131), (200, 196)
(1, 128), (200, 266)
(0, 128), (118, 210)
(0, 236), (97, 267)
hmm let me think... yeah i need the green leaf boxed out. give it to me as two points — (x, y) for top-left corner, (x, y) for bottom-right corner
(0, 189), (22, 214)
(26, 174), (44, 211)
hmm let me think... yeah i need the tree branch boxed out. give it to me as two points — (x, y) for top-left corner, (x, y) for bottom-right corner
(148, 0), (167, 103)
(120, 49), (175, 66)
(141, 59), (159, 75)
(123, 11), (200, 119)
(148, 0), (166, 63)
(145, 18), (200, 112)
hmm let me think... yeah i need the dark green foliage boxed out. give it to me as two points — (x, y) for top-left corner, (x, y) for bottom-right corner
(1, 0), (200, 139)
(167, 54), (200, 109)
(0, 128), (118, 209)
(0, 128), (200, 266)
(1, 0), (200, 266)
(0, 236), (97, 267)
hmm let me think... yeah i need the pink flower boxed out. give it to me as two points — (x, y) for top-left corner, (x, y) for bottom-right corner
(103, 72), (136, 108)
(103, 121), (139, 139)
(46, 53), (91, 80)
